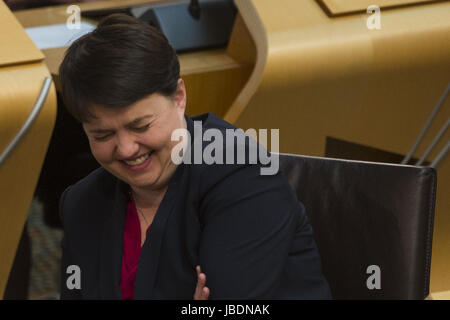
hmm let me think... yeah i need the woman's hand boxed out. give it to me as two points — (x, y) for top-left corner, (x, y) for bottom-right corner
(194, 265), (210, 300)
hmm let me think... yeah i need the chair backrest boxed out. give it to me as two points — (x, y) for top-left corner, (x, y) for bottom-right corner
(278, 153), (437, 299)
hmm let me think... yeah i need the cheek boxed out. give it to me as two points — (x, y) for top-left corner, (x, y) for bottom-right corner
(89, 141), (113, 164)
(147, 123), (176, 150)
(144, 129), (177, 165)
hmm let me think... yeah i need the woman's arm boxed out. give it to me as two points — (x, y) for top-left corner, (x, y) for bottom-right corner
(197, 163), (302, 299)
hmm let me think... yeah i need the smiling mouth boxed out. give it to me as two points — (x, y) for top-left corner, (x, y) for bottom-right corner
(122, 151), (154, 166)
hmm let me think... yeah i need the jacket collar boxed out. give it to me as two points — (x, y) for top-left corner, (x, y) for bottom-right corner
(99, 178), (127, 299)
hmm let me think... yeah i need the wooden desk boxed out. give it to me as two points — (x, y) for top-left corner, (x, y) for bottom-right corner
(0, 1), (57, 298)
(13, 0), (256, 118)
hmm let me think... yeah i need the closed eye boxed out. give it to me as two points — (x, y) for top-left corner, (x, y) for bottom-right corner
(132, 124), (150, 132)
(93, 133), (113, 141)
(91, 123), (150, 141)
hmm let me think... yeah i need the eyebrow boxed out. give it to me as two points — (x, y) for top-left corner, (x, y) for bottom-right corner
(88, 114), (153, 134)
(125, 114), (153, 127)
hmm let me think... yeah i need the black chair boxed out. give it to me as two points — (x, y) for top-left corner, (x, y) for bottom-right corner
(279, 153), (436, 299)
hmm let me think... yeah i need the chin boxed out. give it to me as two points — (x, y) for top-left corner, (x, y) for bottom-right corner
(127, 172), (161, 188)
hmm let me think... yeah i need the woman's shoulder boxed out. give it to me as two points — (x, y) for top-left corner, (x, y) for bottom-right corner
(64, 167), (116, 197)
(187, 113), (284, 186)
(59, 167), (119, 221)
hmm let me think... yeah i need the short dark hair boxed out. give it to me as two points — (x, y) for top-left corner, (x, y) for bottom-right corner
(59, 14), (180, 122)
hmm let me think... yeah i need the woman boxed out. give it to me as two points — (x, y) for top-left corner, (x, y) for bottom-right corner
(58, 14), (331, 299)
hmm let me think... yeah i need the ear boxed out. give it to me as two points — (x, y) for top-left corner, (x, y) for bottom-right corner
(173, 78), (187, 113)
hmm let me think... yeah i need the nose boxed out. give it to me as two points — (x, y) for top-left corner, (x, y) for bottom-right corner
(115, 132), (140, 160)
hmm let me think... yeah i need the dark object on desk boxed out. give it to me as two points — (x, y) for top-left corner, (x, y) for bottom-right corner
(81, 0), (236, 53)
(279, 153), (436, 299)
(131, 0), (237, 52)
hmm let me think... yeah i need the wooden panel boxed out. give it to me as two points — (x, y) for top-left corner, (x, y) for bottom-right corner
(227, 13), (257, 65)
(0, 1), (43, 67)
(183, 65), (253, 118)
(0, 2), (57, 299)
(318, 0), (444, 16)
(0, 62), (57, 299)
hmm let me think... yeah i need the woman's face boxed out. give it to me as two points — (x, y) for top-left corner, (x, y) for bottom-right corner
(82, 79), (187, 192)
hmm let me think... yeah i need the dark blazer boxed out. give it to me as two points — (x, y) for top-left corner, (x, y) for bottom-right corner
(59, 113), (331, 299)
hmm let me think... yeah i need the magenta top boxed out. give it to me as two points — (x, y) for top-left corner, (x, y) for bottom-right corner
(120, 194), (151, 300)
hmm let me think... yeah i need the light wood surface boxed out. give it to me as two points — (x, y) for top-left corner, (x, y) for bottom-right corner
(0, 1), (43, 67)
(427, 290), (450, 300)
(227, 0), (450, 293)
(318, 0), (443, 16)
(0, 1), (57, 298)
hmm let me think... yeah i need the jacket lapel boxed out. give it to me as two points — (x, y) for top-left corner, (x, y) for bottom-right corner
(133, 164), (185, 299)
(99, 179), (127, 299)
